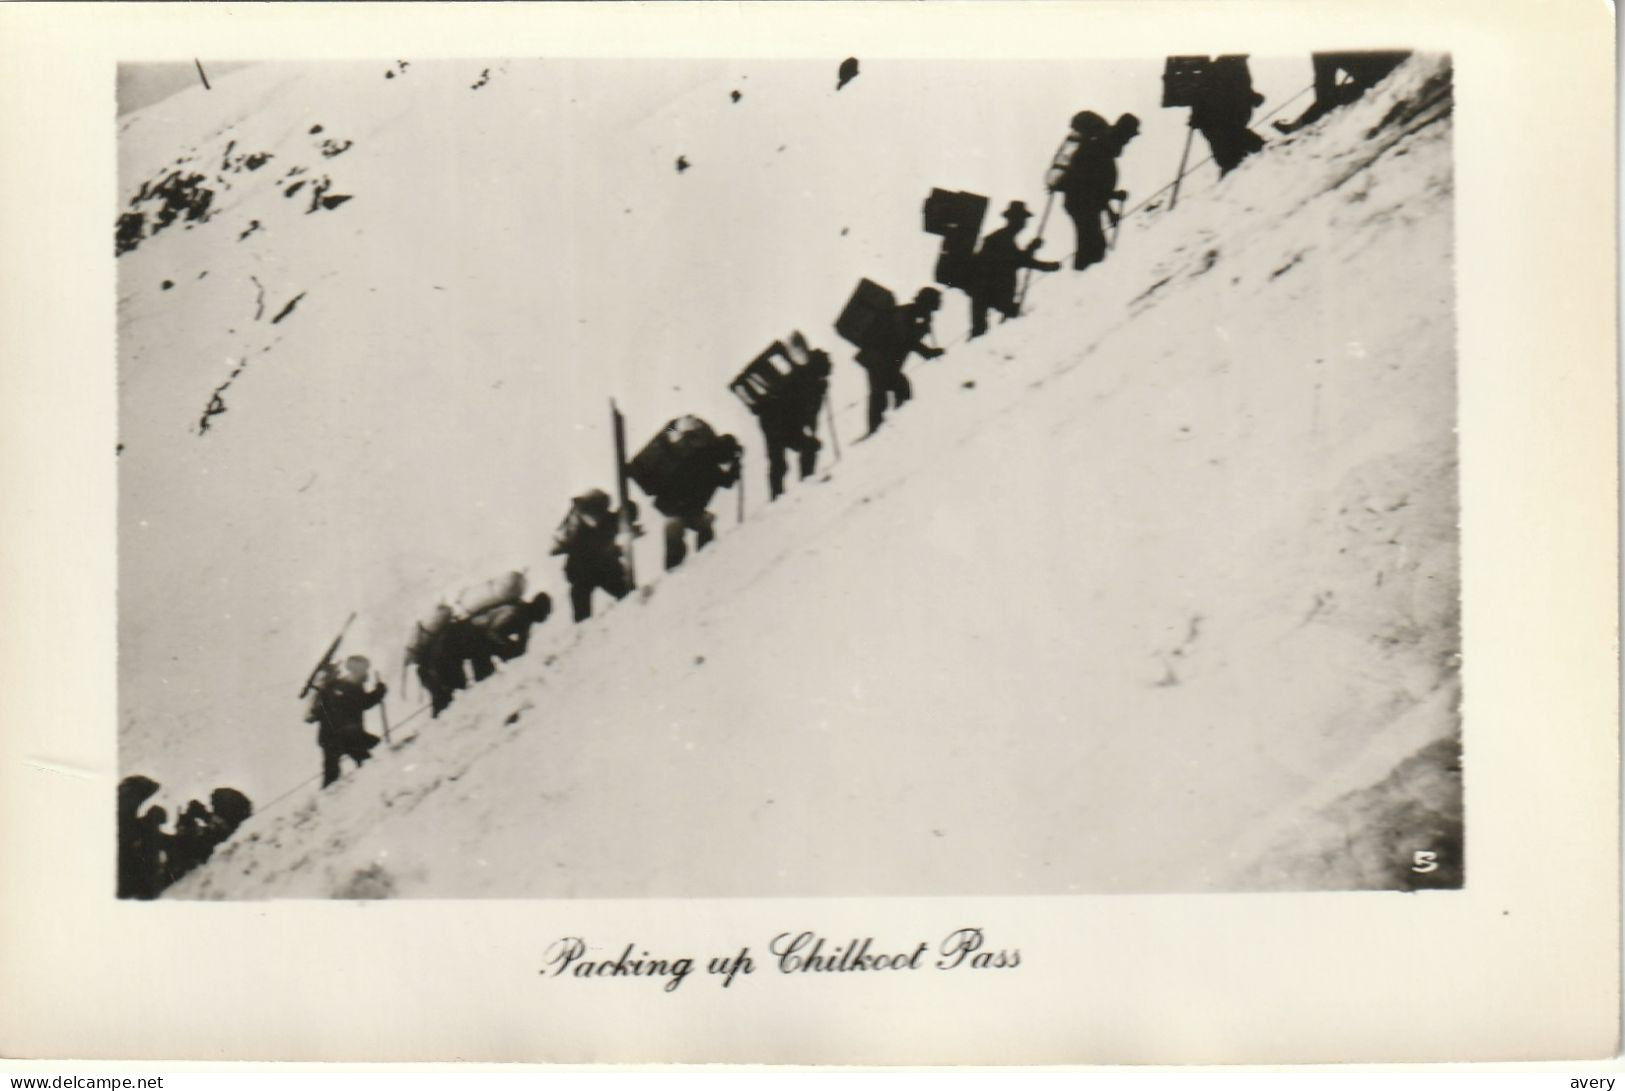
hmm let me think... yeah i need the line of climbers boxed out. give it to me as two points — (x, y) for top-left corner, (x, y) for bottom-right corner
(121, 50), (1414, 895)
(117, 775), (253, 900)
(302, 48), (1418, 791)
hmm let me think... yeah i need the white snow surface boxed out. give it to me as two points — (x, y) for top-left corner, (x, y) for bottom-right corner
(118, 56), (1460, 897)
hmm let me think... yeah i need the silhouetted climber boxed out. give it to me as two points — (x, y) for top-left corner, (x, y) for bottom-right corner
(305, 654), (386, 787)
(447, 573), (544, 686)
(117, 774), (166, 900)
(1048, 112), (1140, 272)
(403, 577), (550, 713)
(848, 285), (944, 436)
(468, 591), (553, 663)
(211, 787), (254, 830)
(163, 787), (253, 886)
(407, 604), (462, 715)
(837, 57), (860, 90)
(134, 805), (171, 894)
(166, 799), (216, 885)
(922, 187), (989, 308)
(552, 489), (638, 622)
(1273, 51), (1412, 134)
(1175, 54), (1265, 176)
(628, 417), (742, 571)
(732, 334), (832, 500)
(967, 200), (1060, 337)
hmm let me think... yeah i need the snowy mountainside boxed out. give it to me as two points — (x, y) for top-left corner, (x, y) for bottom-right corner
(118, 56), (1210, 808)
(122, 55), (1459, 897)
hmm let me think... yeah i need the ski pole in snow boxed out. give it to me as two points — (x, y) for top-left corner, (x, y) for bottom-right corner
(1015, 190), (1057, 314)
(194, 59), (211, 92)
(375, 671), (392, 746)
(1168, 126), (1196, 211)
(823, 391), (842, 463)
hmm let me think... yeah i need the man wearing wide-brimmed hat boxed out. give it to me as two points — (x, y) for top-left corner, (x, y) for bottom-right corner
(967, 199), (1061, 338)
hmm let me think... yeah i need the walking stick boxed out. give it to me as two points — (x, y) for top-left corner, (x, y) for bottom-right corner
(1015, 189), (1058, 314)
(610, 399), (637, 590)
(1169, 126), (1196, 210)
(375, 671), (392, 745)
(823, 391), (842, 463)
(737, 451), (746, 525)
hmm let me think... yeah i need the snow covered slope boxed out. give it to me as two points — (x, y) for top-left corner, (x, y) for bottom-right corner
(121, 55), (1255, 809)
(122, 55), (1459, 897)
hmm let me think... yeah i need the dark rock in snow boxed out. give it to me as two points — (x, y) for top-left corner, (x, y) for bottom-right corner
(115, 171), (216, 255)
(837, 57), (860, 90)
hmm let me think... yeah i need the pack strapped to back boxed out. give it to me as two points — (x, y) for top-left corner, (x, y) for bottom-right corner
(922, 188), (989, 244)
(1162, 56), (1211, 108)
(729, 341), (797, 412)
(835, 278), (898, 350)
(627, 416), (723, 499)
(730, 333), (832, 414)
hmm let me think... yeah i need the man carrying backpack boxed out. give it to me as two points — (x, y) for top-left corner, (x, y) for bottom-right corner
(552, 489), (638, 622)
(967, 200), (1061, 337)
(857, 286), (944, 436)
(305, 654), (387, 788)
(1049, 111), (1140, 272)
(1185, 55), (1264, 175)
(467, 591), (553, 664)
(638, 418), (742, 571)
(755, 346), (832, 500)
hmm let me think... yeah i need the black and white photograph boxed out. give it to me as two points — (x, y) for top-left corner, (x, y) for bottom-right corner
(114, 51), (1463, 900)
(1, 0), (1616, 1069)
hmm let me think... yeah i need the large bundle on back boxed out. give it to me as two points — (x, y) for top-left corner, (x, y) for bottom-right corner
(729, 332), (828, 416)
(1047, 111), (1112, 190)
(729, 341), (796, 413)
(922, 188), (987, 244)
(459, 570), (526, 617)
(405, 603), (456, 666)
(835, 278), (897, 351)
(922, 188), (989, 291)
(628, 416), (721, 500)
(1162, 56), (1211, 107)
